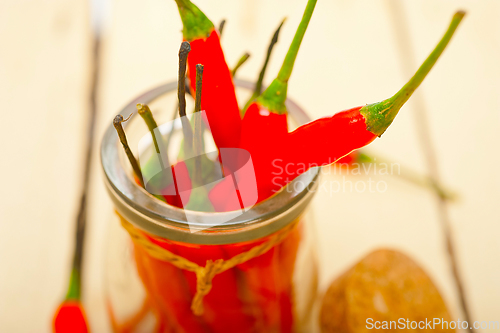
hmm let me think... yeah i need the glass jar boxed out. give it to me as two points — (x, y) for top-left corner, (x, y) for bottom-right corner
(101, 80), (320, 333)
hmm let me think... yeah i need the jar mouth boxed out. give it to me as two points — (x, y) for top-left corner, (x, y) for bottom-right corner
(101, 79), (320, 244)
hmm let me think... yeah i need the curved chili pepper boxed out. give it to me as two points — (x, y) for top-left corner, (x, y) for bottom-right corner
(174, 0), (242, 150)
(283, 11), (465, 186)
(239, 0), (318, 202)
(242, 10), (464, 202)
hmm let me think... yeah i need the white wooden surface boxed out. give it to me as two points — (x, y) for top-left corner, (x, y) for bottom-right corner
(1, 0), (499, 332)
(0, 0), (92, 331)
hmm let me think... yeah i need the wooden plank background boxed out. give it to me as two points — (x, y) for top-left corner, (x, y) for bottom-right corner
(0, 0), (92, 331)
(1, 0), (499, 332)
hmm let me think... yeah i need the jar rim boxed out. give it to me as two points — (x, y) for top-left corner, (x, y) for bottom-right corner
(101, 79), (320, 245)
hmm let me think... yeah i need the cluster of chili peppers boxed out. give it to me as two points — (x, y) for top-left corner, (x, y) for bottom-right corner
(166, 0), (465, 206)
(109, 0), (464, 331)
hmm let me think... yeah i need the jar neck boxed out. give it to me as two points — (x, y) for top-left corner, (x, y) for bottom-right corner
(102, 80), (320, 245)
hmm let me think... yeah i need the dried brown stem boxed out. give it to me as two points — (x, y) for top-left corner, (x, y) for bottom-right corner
(178, 41), (190, 118)
(243, 18), (286, 114)
(193, 64), (204, 185)
(218, 19), (226, 37)
(178, 41), (193, 148)
(113, 114), (144, 188)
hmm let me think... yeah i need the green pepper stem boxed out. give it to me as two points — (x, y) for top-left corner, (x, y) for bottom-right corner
(258, 0), (317, 113)
(231, 52), (250, 77)
(65, 267), (81, 300)
(136, 103), (171, 202)
(174, 0), (214, 41)
(277, 0), (316, 83)
(137, 103), (172, 176)
(137, 104), (160, 153)
(113, 114), (144, 188)
(66, 190), (87, 301)
(355, 151), (457, 201)
(361, 11), (465, 136)
(242, 18), (285, 115)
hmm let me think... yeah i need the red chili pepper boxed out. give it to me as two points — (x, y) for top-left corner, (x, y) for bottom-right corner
(239, 0), (318, 202)
(53, 301), (89, 333)
(222, 222), (302, 332)
(226, 244), (287, 331)
(53, 235), (90, 333)
(162, 162), (191, 208)
(174, 0), (241, 150)
(138, 229), (256, 332)
(175, 244), (256, 332)
(134, 241), (209, 332)
(284, 11), (465, 185)
(276, 224), (302, 333)
(282, 106), (376, 181)
(242, 10), (464, 203)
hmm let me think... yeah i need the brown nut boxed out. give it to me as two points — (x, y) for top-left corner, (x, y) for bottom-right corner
(320, 249), (455, 332)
